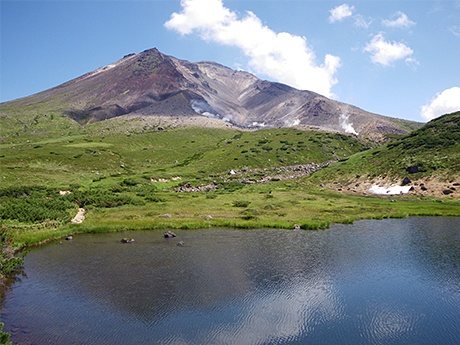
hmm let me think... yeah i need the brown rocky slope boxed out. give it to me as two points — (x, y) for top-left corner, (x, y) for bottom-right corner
(3, 48), (421, 140)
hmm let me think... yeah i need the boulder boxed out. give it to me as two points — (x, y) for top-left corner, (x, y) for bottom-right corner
(406, 165), (419, 174)
(401, 177), (412, 186)
(164, 231), (177, 238)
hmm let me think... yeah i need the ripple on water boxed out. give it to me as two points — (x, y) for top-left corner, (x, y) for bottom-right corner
(359, 303), (421, 343)
(2, 218), (460, 344)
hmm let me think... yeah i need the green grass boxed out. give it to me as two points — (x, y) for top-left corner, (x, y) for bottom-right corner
(310, 111), (460, 183)
(4, 182), (459, 248)
(0, 125), (369, 187)
(1, 113), (459, 251)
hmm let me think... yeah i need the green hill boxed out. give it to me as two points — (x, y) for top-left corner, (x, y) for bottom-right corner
(0, 118), (369, 188)
(0, 111), (459, 256)
(308, 112), (460, 196)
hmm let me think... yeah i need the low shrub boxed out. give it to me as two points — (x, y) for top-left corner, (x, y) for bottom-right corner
(0, 186), (73, 223)
(68, 189), (141, 208)
(0, 322), (12, 345)
(0, 197), (72, 223)
(233, 200), (251, 207)
(145, 195), (166, 203)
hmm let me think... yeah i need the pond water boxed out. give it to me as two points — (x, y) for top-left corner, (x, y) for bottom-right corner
(1, 217), (459, 344)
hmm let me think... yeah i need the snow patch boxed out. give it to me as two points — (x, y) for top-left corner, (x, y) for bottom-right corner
(369, 185), (412, 195)
(250, 121), (266, 127)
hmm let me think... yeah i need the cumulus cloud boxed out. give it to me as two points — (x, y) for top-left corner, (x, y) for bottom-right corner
(363, 33), (414, 66)
(328, 4), (371, 28)
(382, 11), (415, 28)
(420, 87), (460, 121)
(328, 4), (354, 23)
(165, 0), (341, 98)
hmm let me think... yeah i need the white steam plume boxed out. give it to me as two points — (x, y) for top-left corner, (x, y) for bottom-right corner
(284, 118), (301, 127)
(339, 109), (358, 135)
(190, 99), (219, 118)
(165, 0), (341, 98)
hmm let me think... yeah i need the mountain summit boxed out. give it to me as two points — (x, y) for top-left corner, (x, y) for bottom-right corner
(3, 48), (420, 139)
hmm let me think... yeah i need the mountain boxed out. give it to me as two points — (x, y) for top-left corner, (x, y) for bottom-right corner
(1, 48), (421, 140)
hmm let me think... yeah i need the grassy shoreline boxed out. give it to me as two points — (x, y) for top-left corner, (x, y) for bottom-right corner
(1, 122), (459, 276)
(6, 188), (460, 250)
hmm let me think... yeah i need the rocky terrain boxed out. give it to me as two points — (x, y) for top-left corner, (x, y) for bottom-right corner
(2, 48), (421, 141)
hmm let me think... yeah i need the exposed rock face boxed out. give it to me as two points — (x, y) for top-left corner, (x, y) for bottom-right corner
(4, 48), (421, 138)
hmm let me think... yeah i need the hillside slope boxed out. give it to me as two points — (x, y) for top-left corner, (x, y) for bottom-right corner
(308, 112), (460, 197)
(0, 124), (370, 188)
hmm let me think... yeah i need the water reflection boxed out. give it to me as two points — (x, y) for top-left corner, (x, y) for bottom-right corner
(1, 218), (459, 344)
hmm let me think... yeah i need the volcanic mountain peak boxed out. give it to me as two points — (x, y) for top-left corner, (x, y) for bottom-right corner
(2, 48), (421, 138)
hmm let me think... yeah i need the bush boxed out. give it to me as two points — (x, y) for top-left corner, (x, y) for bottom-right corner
(0, 322), (12, 345)
(217, 182), (244, 192)
(0, 197), (72, 223)
(145, 195), (166, 203)
(0, 185), (46, 198)
(232, 200), (251, 208)
(122, 179), (138, 187)
(68, 189), (139, 208)
(0, 186), (73, 223)
(240, 208), (260, 220)
(1, 229), (24, 278)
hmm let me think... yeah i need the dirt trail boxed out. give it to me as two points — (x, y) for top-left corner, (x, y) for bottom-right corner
(71, 208), (85, 224)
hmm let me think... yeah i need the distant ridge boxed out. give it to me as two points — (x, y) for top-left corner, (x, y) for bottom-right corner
(1, 48), (421, 140)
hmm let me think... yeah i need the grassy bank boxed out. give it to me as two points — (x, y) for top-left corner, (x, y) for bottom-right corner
(1, 123), (459, 252)
(4, 182), (459, 249)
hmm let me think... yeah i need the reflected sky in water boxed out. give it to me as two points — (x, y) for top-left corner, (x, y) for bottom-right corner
(2, 217), (459, 344)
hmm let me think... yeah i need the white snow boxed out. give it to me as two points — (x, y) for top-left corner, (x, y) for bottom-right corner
(369, 185), (412, 195)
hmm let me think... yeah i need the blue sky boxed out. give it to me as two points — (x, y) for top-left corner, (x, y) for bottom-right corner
(1, 0), (459, 122)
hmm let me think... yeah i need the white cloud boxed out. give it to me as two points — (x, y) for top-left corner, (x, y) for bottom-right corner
(382, 11), (415, 28)
(420, 87), (460, 121)
(363, 33), (414, 66)
(165, 0), (341, 97)
(450, 25), (460, 37)
(353, 14), (372, 29)
(329, 4), (371, 28)
(328, 4), (354, 23)
(404, 57), (419, 69)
